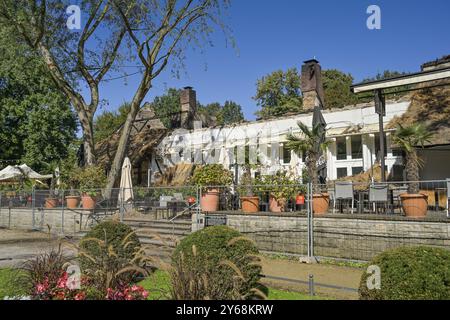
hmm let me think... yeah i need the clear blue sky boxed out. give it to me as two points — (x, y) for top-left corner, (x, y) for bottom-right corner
(94, 0), (450, 121)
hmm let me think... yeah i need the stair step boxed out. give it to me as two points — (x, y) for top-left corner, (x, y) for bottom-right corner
(134, 227), (189, 236)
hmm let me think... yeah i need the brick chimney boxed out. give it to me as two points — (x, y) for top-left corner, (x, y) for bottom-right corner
(180, 86), (197, 129)
(301, 59), (325, 111)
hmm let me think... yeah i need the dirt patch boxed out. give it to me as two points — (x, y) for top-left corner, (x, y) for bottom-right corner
(261, 257), (364, 300)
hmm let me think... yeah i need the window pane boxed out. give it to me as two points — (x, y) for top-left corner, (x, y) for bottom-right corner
(337, 168), (348, 178)
(352, 167), (363, 176)
(336, 137), (347, 160)
(351, 135), (362, 159)
(282, 146), (291, 164)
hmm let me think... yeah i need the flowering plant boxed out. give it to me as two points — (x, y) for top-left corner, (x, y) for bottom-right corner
(106, 284), (149, 300)
(33, 272), (87, 300)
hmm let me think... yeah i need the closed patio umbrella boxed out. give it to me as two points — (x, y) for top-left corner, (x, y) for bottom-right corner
(118, 157), (134, 204)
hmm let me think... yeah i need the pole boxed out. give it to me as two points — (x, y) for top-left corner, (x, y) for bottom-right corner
(375, 90), (386, 182)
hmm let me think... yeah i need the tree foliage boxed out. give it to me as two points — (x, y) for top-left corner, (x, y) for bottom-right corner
(94, 103), (131, 142)
(322, 69), (357, 108)
(220, 101), (244, 125)
(0, 27), (77, 171)
(253, 68), (302, 119)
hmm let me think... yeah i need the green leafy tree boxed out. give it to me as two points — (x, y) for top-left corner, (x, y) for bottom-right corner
(392, 124), (432, 194)
(0, 28), (77, 171)
(322, 69), (358, 108)
(94, 103), (131, 142)
(254, 68), (302, 119)
(220, 101), (244, 125)
(152, 88), (181, 129)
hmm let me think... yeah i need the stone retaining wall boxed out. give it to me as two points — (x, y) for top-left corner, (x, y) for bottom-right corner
(224, 214), (450, 261)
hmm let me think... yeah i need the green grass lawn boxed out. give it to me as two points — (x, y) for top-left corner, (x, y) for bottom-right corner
(0, 268), (323, 300)
(138, 270), (322, 300)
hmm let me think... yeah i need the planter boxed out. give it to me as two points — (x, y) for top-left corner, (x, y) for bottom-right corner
(312, 193), (330, 216)
(269, 196), (284, 213)
(200, 188), (219, 212)
(400, 193), (428, 218)
(81, 194), (97, 210)
(65, 196), (80, 209)
(45, 198), (58, 209)
(240, 196), (260, 213)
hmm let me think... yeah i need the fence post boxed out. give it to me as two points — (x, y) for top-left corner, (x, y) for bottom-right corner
(61, 189), (65, 235)
(32, 186), (36, 230)
(119, 188), (124, 223)
(308, 274), (315, 296)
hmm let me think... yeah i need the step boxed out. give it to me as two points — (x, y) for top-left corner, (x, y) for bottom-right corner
(134, 227), (189, 237)
(124, 218), (191, 227)
(126, 222), (191, 232)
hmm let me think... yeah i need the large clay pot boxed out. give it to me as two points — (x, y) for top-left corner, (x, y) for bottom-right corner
(240, 196), (260, 213)
(66, 196), (80, 209)
(269, 196), (283, 213)
(45, 198), (58, 209)
(200, 189), (220, 212)
(400, 193), (428, 218)
(81, 194), (96, 210)
(312, 193), (330, 216)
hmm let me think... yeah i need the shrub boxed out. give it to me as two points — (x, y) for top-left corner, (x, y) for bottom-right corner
(190, 164), (233, 187)
(78, 220), (147, 295)
(172, 226), (264, 300)
(78, 165), (107, 196)
(359, 246), (450, 300)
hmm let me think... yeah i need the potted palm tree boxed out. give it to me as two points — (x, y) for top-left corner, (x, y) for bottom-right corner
(392, 123), (432, 218)
(286, 122), (330, 215)
(191, 164), (232, 212)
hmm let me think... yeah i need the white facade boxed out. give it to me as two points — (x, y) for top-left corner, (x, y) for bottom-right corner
(151, 101), (410, 182)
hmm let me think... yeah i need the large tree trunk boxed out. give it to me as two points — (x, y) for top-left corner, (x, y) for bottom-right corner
(406, 150), (420, 194)
(104, 99), (142, 197)
(307, 152), (320, 194)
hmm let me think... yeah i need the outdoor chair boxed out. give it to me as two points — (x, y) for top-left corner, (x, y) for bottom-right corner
(369, 184), (389, 214)
(446, 179), (450, 218)
(333, 182), (354, 214)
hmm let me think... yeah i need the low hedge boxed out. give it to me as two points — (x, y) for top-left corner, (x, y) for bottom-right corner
(359, 246), (450, 300)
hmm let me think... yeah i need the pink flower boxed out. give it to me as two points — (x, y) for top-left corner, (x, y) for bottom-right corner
(74, 292), (86, 300)
(36, 283), (46, 294)
(142, 290), (149, 299)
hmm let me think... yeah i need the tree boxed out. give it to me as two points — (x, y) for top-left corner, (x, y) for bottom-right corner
(254, 68), (302, 119)
(391, 124), (432, 194)
(220, 101), (244, 125)
(0, 0), (231, 194)
(0, 28), (77, 171)
(322, 69), (358, 108)
(286, 122), (330, 193)
(152, 88), (182, 129)
(94, 103), (131, 142)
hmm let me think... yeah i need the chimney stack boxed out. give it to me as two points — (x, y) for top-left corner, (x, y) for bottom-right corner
(180, 86), (197, 129)
(301, 59), (325, 111)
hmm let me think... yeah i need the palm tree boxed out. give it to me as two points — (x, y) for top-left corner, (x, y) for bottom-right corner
(286, 122), (329, 194)
(392, 123), (432, 194)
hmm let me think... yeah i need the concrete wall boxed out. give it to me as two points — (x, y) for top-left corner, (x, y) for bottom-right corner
(224, 213), (450, 261)
(0, 208), (94, 235)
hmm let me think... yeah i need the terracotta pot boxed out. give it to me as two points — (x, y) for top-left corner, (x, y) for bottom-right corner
(81, 194), (97, 210)
(269, 196), (283, 213)
(45, 198), (58, 209)
(240, 196), (260, 213)
(66, 196), (80, 209)
(200, 189), (219, 212)
(312, 193), (330, 216)
(400, 193), (428, 218)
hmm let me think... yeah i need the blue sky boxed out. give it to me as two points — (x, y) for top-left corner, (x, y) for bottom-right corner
(94, 0), (450, 121)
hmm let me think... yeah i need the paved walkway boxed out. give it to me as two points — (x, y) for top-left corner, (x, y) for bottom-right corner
(260, 257), (363, 299)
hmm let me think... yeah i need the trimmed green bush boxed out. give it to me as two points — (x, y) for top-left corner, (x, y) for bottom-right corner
(79, 220), (141, 272)
(359, 246), (450, 300)
(172, 226), (263, 299)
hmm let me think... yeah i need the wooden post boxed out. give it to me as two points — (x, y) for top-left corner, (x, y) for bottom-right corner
(374, 90), (386, 182)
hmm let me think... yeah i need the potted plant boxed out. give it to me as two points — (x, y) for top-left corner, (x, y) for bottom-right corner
(256, 170), (299, 213)
(191, 164), (232, 212)
(78, 166), (107, 210)
(238, 165), (260, 213)
(45, 166), (59, 209)
(392, 124), (432, 218)
(61, 166), (81, 209)
(286, 122), (330, 215)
